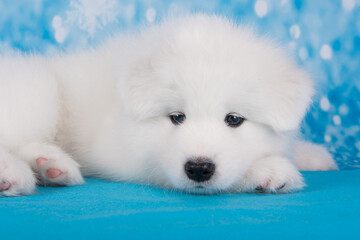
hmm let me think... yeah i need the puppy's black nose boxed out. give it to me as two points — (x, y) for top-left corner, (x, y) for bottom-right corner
(184, 160), (215, 182)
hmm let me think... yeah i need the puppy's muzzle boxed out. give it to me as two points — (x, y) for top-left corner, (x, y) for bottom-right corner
(184, 159), (215, 182)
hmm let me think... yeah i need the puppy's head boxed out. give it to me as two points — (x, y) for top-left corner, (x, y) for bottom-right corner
(119, 15), (314, 193)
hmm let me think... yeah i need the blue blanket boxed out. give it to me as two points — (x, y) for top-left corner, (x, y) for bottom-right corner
(1, 170), (359, 239)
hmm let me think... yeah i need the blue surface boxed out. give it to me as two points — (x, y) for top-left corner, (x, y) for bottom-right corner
(1, 170), (360, 239)
(0, 0), (359, 169)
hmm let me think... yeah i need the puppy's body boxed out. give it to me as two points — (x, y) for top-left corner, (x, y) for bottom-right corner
(0, 15), (337, 196)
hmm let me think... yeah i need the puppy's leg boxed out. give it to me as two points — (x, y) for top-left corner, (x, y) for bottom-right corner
(293, 141), (338, 171)
(234, 156), (304, 193)
(0, 148), (36, 196)
(18, 143), (84, 186)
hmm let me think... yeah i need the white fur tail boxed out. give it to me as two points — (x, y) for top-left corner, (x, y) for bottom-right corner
(293, 141), (339, 171)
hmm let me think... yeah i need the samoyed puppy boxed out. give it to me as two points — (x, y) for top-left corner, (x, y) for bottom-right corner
(0, 14), (338, 196)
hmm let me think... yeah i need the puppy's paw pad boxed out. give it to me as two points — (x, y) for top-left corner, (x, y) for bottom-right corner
(0, 180), (11, 191)
(36, 157), (48, 166)
(255, 179), (270, 192)
(260, 179), (270, 189)
(0, 158), (36, 197)
(46, 168), (63, 179)
(36, 158), (84, 186)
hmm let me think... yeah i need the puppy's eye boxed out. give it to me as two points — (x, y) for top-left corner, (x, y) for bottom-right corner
(169, 112), (186, 125)
(225, 113), (245, 128)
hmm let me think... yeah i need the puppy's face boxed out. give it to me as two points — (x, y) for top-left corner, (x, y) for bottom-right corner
(157, 109), (281, 194)
(119, 16), (313, 193)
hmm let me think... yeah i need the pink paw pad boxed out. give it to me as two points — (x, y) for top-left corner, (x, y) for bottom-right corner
(255, 179), (271, 192)
(260, 179), (270, 189)
(36, 157), (48, 166)
(46, 168), (63, 179)
(0, 180), (11, 191)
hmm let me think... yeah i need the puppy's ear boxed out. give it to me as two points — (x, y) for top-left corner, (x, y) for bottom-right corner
(258, 67), (314, 132)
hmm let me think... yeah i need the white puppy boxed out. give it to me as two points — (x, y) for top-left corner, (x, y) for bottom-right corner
(0, 14), (338, 196)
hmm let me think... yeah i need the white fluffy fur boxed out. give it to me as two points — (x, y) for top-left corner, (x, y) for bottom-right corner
(0, 14), (338, 196)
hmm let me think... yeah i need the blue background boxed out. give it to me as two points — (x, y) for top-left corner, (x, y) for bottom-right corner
(1, 171), (360, 239)
(0, 0), (359, 169)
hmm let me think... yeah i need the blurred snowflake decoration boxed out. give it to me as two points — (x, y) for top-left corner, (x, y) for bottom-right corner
(66, 0), (118, 37)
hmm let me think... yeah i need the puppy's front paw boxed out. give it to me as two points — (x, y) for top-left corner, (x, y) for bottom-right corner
(0, 151), (36, 197)
(237, 156), (304, 193)
(35, 155), (84, 186)
(19, 143), (84, 186)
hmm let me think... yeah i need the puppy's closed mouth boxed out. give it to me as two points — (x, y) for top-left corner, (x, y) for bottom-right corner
(183, 184), (219, 195)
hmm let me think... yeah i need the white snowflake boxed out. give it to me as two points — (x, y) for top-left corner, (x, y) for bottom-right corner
(66, 0), (118, 37)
